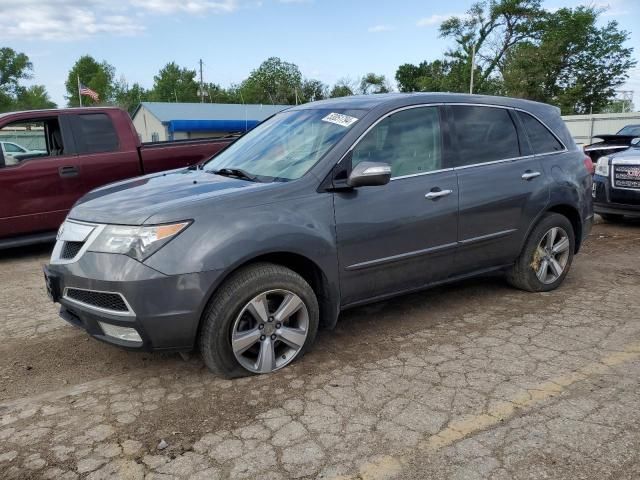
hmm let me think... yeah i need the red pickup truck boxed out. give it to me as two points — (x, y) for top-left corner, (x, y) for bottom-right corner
(0, 107), (236, 248)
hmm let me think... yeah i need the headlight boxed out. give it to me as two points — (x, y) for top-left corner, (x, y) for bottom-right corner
(595, 156), (609, 176)
(89, 222), (190, 261)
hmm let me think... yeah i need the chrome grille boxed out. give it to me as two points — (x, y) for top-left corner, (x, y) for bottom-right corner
(613, 164), (640, 190)
(64, 288), (130, 313)
(60, 241), (84, 259)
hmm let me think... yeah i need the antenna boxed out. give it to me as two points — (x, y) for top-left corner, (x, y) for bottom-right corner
(199, 59), (204, 103)
(469, 43), (475, 94)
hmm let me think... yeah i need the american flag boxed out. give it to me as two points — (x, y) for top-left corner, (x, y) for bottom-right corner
(79, 84), (99, 102)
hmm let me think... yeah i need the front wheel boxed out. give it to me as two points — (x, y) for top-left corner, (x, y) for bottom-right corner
(507, 213), (575, 292)
(199, 263), (319, 377)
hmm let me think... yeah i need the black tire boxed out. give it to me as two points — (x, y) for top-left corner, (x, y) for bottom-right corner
(599, 213), (624, 223)
(506, 213), (575, 292)
(199, 262), (319, 377)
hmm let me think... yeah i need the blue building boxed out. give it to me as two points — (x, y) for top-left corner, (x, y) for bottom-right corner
(132, 102), (289, 142)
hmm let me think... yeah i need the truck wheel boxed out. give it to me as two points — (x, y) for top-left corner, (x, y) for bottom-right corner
(600, 213), (624, 223)
(507, 213), (575, 292)
(199, 262), (319, 377)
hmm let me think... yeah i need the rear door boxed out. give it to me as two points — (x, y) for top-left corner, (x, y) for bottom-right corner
(448, 104), (549, 274)
(333, 105), (459, 306)
(0, 115), (81, 239)
(69, 112), (141, 192)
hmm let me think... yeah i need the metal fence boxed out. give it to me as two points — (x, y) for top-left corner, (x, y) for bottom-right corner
(562, 112), (640, 146)
(0, 131), (46, 151)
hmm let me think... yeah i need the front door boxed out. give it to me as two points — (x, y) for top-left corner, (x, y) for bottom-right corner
(333, 106), (459, 306)
(0, 116), (81, 239)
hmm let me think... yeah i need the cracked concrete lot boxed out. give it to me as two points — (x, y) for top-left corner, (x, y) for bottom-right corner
(1, 218), (639, 480)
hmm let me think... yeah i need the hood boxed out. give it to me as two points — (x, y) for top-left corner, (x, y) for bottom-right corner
(71, 168), (264, 225)
(611, 146), (640, 161)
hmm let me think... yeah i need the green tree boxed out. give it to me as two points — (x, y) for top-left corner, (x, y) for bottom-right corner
(359, 73), (391, 94)
(300, 79), (327, 103)
(502, 7), (636, 114)
(205, 83), (241, 104)
(149, 62), (199, 102)
(239, 57), (303, 105)
(395, 60), (474, 93)
(0, 48), (57, 112)
(113, 76), (149, 114)
(439, 0), (543, 93)
(0, 48), (33, 98)
(65, 55), (115, 106)
(14, 85), (56, 110)
(329, 78), (356, 98)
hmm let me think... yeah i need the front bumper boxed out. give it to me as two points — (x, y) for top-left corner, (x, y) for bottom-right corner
(593, 174), (640, 218)
(45, 252), (220, 351)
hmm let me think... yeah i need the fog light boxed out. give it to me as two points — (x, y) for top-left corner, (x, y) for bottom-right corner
(98, 322), (143, 345)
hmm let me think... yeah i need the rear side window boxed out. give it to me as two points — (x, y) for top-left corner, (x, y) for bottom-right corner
(70, 113), (119, 154)
(352, 106), (442, 178)
(517, 111), (564, 154)
(449, 105), (520, 166)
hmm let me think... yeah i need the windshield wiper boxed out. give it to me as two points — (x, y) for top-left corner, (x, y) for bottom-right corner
(210, 167), (259, 182)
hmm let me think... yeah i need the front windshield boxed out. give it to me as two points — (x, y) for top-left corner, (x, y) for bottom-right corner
(617, 125), (640, 136)
(204, 108), (365, 181)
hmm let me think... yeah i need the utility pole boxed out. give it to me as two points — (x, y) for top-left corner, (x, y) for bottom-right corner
(199, 59), (205, 103)
(469, 43), (475, 95)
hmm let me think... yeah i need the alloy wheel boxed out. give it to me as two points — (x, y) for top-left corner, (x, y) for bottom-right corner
(231, 289), (309, 373)
(532, 227), (570, 284)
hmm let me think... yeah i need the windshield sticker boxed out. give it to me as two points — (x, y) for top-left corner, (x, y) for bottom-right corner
(322, 112), (359, 128)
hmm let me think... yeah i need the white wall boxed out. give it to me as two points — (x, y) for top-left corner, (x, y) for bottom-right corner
(132, 106), (168, 142)
(562, 112), (640, 146)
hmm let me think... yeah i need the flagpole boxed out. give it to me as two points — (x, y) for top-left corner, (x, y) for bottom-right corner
(77, 75), (83, 107)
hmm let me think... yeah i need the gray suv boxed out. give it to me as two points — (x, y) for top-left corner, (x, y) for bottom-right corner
(44, 93), (593, 376)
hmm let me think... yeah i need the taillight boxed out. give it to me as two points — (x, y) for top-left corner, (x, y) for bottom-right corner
(583, 155), (595, 175)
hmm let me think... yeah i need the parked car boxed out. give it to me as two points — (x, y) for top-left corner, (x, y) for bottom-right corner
(0, 140), (45, 165)
(583, 124), (640, 163)
(592, 139), (640, 221)
(0, 107), (237, 248)
(44, 94), (593, 376)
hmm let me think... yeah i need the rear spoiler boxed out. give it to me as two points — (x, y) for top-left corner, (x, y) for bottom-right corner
(591, 134), (638, 144)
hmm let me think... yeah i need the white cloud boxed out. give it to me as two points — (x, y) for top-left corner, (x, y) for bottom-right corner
(0, 1), (144, 40)
(0, 0), (268, 40)
(416, 13), (465, 27)
(368, 25), (395, 33)
(130, 0), (240, 14)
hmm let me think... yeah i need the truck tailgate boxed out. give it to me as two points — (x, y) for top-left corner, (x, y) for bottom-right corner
(139, 138), (235, 174)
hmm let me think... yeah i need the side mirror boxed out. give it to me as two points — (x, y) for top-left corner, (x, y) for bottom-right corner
(347, 161), (391, 187)
(631, 137), (640, 147)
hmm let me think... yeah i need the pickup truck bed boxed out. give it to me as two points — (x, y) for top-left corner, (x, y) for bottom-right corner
(0, 107), (236, 247)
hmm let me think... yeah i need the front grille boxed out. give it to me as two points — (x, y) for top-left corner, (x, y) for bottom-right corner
(613, 164), (640, 190)
(65, 288), (129, 313)
(61, 241), (84, 259)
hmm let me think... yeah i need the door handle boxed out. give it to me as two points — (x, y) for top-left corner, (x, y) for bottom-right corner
(522, 171), (541, 180)
(58, 166), (79, 178)
(425, 189), (453, 200)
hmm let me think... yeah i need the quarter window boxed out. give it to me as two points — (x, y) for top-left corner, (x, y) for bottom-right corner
(352, 107), (442, 178)
(517, 111), (564, 154)
(449, 106), (520, 166)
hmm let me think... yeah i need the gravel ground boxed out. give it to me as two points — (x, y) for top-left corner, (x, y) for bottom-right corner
(1, 218), (639, 479)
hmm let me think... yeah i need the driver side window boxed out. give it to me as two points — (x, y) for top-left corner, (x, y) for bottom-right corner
(0, 118), (64, 168)
(352, 106), (442, 178)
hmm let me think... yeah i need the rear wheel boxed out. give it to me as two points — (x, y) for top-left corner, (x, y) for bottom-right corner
(507, 213), (575, 292)
(199, 263), (319, 377)
(599, 213), (624, 223)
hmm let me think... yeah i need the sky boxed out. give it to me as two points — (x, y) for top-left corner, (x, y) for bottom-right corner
(1, 0), (639, 108)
